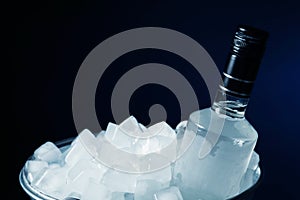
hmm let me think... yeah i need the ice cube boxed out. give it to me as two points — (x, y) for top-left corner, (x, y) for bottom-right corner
(32, 164), (68, 199)
(154, 186), (183, 200)
(34, 141), (62, 163)
(105, 122), (132, 149)
(248, 151), (259, 170)
(66, 159), (107, 195)
(239, 151), (260, 192)
(111, 192), (126, 200)
(253, 166), (261, 182)
(65, 129), (97, 167)
(102, 118), (177, 174)
(105, 117), (176, 157)
(110, 192), (136, 200)
(134, 122), (176, 155)
(135, 122), (177, 158)
(148, 121), (175, 138)
(147, 122), (177, 159)
(105, 117), (150, 151)
(63, 160), (108, 198)
(175, 121), (187, 134)
(101, 168), (139, 193)
(81, 179), (112, 200)
(25, 160), (48, 183)
(97, 130), (106, 137)
(138, 123), (148, 132)
(134, 137), (160, 155)
(110, 192), (135, 200)
(141, 165), (172, 186)
(134, 179), (165, 200)
(67, 159), (107, 182)
(124, 193), (134, 200)
(119, 116), (146, 135)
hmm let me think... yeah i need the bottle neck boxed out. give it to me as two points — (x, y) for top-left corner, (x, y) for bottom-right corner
(211, 88), (249, 119)
(210, 25), (268, 119)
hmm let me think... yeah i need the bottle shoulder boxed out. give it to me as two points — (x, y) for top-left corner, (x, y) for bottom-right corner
(188, 108), (258, 140)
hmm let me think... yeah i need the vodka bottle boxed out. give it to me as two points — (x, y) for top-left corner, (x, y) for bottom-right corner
(174, 25), (268, 199)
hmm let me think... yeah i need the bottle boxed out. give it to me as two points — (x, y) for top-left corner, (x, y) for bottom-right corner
(173, 25), (268, 199)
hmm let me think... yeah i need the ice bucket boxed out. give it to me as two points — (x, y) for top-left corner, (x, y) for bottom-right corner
(19, 137), (262, 200)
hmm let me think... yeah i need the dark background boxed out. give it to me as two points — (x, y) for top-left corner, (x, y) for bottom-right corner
(14, 1), (300, 199)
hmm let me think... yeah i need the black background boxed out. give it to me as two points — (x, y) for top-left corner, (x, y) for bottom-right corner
(14, 1), (300, 199)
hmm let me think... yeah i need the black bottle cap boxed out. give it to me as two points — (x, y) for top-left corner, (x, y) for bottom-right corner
(222, 25), (269, 97)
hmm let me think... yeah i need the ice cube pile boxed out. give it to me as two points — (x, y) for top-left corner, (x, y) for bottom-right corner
(23, 116), (260, 200)
(25, 116), (180, 200)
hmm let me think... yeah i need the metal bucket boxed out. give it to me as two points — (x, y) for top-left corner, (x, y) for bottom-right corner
(19, 137), (262, 200)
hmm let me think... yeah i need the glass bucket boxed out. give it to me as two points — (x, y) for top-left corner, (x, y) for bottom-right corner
(19, 135), (262, 200)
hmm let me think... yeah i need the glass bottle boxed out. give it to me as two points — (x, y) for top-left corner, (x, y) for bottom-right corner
(174, 25), (269, 200)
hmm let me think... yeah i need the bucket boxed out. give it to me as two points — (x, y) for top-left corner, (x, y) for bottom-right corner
(19, 137), (262, 200)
